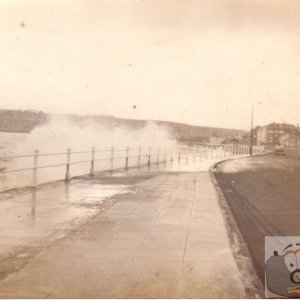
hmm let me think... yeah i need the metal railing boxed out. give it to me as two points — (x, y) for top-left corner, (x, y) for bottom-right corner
(0, 146), (171, 188)
(0, 143), (263, 191)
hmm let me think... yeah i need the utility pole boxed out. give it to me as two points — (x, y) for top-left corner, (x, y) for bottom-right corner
(250, 104), (254, 157)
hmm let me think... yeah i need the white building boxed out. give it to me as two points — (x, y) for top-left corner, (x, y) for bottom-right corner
(256, 127), (267, 145)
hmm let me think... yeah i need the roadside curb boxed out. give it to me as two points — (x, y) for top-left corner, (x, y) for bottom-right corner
(209, 158), (265, 298)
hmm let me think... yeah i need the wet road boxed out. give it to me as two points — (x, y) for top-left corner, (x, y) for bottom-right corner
(214, 149), (300, 283)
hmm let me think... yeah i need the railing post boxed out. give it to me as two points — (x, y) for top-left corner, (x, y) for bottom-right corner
(157, 148), (160, 165)
(90, 147), (95, 176)
(186, 153), (188, 165)
(138, 146), (141, 169)
(193, 148), (196, 163)
(65, 148), (71, 181)
(170, 153), (173, 166)
(178, 152), (181, 165)
(147, 147), (151, 169)
(164, 148), (167, 164)
(110, 146), (114, 170)
(125, 146), (129, 170)
(32, 150), (39, 187)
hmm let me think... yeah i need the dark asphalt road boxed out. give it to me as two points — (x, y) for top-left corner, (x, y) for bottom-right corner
(214, 149), (300, 283)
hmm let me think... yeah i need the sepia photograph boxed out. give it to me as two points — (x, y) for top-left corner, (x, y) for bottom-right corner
(0, 0), (300, 298)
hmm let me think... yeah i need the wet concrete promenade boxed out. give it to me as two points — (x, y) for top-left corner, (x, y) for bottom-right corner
(0, 162), (255, 298)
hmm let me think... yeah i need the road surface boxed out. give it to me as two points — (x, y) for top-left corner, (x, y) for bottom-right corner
(214, 149), (300, 283)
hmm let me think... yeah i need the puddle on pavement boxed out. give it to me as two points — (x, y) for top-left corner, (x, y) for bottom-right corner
(111, 173), (126, 178)
(66, 182), (131, 204)
(0, 180), (132, 257)
(165, 159), (222, 172)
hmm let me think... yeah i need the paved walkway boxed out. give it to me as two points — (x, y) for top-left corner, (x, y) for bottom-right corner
(0, 169), (250, 298)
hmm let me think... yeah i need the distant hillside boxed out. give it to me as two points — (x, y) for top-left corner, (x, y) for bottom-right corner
(0, 109), (47, 133)
(154, 120), (246, 143)
(0, 109), (247, 143)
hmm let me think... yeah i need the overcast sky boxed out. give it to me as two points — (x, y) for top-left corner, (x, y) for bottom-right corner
(1, 0), (300, 129)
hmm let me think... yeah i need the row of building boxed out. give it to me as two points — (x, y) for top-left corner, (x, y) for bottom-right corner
(254, 122), (300, 148)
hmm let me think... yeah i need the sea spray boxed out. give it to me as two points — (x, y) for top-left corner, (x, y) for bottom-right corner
(0, 115), (177, 191)
(15, 115), (176, 153)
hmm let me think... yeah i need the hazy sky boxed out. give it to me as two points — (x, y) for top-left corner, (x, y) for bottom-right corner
(1, 0), (300, 129)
